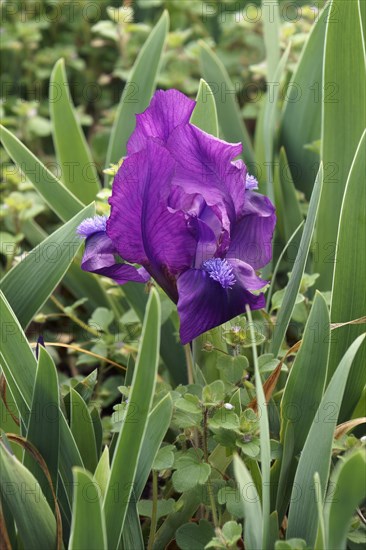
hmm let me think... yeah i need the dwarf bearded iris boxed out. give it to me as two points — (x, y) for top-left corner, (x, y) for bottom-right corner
(77, 90), (276, 344)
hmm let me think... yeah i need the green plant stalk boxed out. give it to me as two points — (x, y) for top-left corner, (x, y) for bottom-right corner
(246, 306), (271, 548)
(203, 408), (219, 528)
(147, 470), (159, 550)
(103, 289), (161, 548)
(184, 343), (194, 385)
(50, 295), (100, 339)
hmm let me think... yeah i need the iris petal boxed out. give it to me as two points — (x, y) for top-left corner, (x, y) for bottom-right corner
(77, 215), (107, 238)
(227, 191), (276, 269)
(168, 187), (227, 262)
(229, 258), (268, 290)
(167, 124), (245, 227)
(81, 231), (150, 284)
(177, 267), (265, 344)
(127, 89), (196, 155)
(108, 140), (197, 298)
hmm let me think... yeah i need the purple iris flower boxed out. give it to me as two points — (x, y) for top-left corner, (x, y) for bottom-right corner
(77, 90), (276, 344)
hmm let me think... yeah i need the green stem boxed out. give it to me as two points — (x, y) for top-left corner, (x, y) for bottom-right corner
(203, 408), (219, 528)
(192, 338), (200, 365)
(147, 470), (159, 550)
(184, 343), (200, 447)
(184, 343), (194, 385)
(50, 295), (101, 338)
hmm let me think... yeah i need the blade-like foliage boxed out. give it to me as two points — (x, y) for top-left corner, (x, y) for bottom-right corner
(70, 388), (98, 473)
(261, 44), (290, 202)
(1, 6), (364, 550)
(69, 468), (107, 550)
(24, 347), (60, 503)
(0, 203), (95, 328)
(274, 292), (330, 521)
(50, 58), (100, 203)
(190, 79), (219, 137)
(0, 292), (83, 507)
(315, 0), (366, 290)
(262, 0), (280, 82)
(328, 131), (366, 421)
(287, 334), (365, 544)
(105, 11), (169, 174)
(274, 148), (303, 246)
(199, 41), (254, 167)
(271, 164), (323, 356)
(0, 125), (83, 222)
(279, 3), (329, 197)
(0, 440), (57, 549)
(246, 307), (271, 548)
(103, 288), (161, 548)
(323, 449), (366, 549)
(122, 394), (173, 547)
(233, 455), (263, 550)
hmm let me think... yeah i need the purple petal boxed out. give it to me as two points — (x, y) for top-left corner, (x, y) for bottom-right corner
(168, 186), (205, 217)
(229, 259), (268, 290)
(177, 268), (265, 344)
(81, 231), (150, 284)
(81, 231), (115, 271)
(245, 173), (259, 190)
(243, 190), (275, 217)
(167, 124), (245, 224)
(169, 186), (227, 264)
(77, 215), (108, 238)
(192, 217), (220, 267)
(92, 264), (150, 285)
(232, 159), (258, 192)
(227, 191), (276, 269)
(108, 140), (196, 297)
(127, 89), (196, 155)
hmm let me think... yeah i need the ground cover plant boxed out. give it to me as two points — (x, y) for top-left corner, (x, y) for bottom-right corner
(0, 1), (365, 549)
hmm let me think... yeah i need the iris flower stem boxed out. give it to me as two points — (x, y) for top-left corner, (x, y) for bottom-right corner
(203, 408), (219, 528)
(147, 470), (159, 550)
(184, 343), (194, 385)
(184, 343), (201, 450)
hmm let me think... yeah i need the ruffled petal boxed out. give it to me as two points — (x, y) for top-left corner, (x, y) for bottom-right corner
(229, 259), (268, 290)
(227, 191), (276, 269)
(108, 140), (196, 297)
(189, 217), (217, 267)
(167, 124), (245, 226)
(91, 264), (150, 285)
(168, 186), (227, 264)
(77, 215), (107, 238)
(245, 173), (259, 190)
(127, 89), (196, 155)
(81, 232), (150, 284)
(231, 163), (258, 191)
(177, 267), (265, 344)
(243, 190), (275, 217)
(177, 269), (228, 344)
